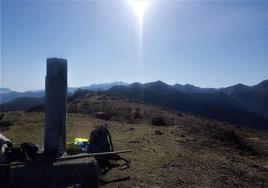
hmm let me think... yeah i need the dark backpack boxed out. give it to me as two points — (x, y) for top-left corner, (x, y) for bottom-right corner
(89, 126), (113, 153)
(89, 126), (130, 171)
(21, 142), (39, 160)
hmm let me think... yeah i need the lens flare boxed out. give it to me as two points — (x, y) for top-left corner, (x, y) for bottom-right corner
(129, 0), (150, 82)
(129, 0), (150, 25)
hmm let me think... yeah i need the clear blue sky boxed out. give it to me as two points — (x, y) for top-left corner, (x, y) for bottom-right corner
(1, 0), (268, 91)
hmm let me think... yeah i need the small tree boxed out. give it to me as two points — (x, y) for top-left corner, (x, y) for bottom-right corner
(134, 108), (142, 118)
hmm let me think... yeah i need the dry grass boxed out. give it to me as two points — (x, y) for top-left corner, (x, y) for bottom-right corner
(1, 94), (268, 187)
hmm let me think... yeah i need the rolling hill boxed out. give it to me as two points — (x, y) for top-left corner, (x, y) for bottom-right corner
(0, 91), (44, 104)
(0, 97), (44, 112)
(174, 80), (268, 118)
(1, 92), (267, 187)
(221, 80), (268, 117)
(0, 87), (12, 94)
(1, 80), (268, 129)
(109, 81), (268, 129)
(0, 82), (128, 104)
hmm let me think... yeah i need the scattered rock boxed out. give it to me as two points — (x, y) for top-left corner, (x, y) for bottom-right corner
(186, 137), (196, 141)
(125, 127), (135, 132)
(142, 137), (151, 143)
(247, 137), (260, 141)
(94, 112), (111, 120)
(128, 140), (140, 144)
(176, 138), (185, 142)
(162, 161), (176, 169)
(155, 130), (164, 135)
(0, 114), (12, 131)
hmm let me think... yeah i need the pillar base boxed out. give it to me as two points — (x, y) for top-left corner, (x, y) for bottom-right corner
(8, 156), (99, 188)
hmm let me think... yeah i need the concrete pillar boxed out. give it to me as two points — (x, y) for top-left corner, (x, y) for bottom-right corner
(45, 58), (67, 156)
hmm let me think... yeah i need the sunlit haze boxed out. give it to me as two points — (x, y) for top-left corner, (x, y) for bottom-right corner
(1, 1), (267, 91)
(129, 0), (150, 25)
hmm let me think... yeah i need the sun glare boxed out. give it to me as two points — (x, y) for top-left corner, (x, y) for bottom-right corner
(129, 0), (150, 25)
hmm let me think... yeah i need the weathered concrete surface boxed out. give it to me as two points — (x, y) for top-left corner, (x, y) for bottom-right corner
(7, 156), (99, 188)
(45, 58), (67, 156)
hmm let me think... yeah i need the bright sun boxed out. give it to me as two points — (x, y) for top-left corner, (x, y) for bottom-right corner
(129, 0), (150, 25)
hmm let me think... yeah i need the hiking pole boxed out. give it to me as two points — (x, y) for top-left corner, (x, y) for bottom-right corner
(0, 150), (132, 168)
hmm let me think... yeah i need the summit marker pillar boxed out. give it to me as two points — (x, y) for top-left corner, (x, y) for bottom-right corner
(44, 58), (67, 156)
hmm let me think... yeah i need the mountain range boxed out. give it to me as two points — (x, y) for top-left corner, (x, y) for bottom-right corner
(0, 82), (128, 104)
(1, 80), (267, 129)
(108, 80), (268, 129)
(174, 80), (268, 117)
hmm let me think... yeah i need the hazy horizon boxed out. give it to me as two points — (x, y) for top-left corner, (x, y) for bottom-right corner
(1, 1), (268, 91)
(1, 78), (268, 93)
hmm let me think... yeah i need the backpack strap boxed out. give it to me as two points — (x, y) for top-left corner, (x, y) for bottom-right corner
(106, 127), (114, 152)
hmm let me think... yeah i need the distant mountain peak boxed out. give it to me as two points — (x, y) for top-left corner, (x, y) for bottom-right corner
(234, 83), (249, 88)
(254, 79), (268, 88)
(174, 83), (218, 94)
(146, 80), (170, 86)
(129, 82), (142, 87)
(108, 80), (268, 129)
(153, 80), (166, 84)
(0, 87), (12, 94)
(80, 81), (128, 91)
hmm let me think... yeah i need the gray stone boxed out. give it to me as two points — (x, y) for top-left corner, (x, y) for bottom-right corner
(45, 58), (67, 156)
(8, 156), (99, 188)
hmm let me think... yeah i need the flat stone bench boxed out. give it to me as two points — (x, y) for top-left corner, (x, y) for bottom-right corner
(6, 155), (99, 188)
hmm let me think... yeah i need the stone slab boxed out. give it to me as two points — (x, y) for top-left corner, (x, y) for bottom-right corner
(7, 156), (99, 188)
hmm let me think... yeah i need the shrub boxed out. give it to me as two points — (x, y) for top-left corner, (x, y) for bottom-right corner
(177, 112), (183, 117)
(26, 104), (44, 112)
(134, 108), (142, 118)
(211, 127), (261, 156)
(95, 112), (111, 120)
(151, 116), (166, 126)
(0, 114), (12, 131)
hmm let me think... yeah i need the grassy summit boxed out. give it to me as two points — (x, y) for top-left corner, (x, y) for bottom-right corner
(1, 93), (268, 187)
